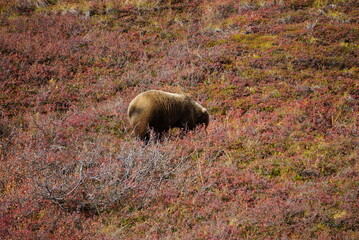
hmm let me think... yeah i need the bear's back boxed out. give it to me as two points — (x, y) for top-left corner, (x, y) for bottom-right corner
(128, 90), (185, 117)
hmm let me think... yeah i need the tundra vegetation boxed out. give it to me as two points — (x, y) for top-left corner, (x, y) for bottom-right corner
(0, 0), (358, 239)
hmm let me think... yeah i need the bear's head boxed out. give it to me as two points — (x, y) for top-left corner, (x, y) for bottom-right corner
(194, 102), (209, 129)
(199, 108), (209, 128)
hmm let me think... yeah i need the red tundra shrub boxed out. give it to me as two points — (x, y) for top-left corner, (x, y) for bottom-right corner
(1, 0), (358, 239)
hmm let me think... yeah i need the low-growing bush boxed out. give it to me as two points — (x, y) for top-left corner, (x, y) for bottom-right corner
(1, 0), (358, 238)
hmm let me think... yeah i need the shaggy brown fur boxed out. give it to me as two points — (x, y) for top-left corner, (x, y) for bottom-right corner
(128, 90), (209, 141)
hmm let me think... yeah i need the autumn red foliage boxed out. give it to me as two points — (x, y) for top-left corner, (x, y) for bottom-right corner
(1, 0), (358, 239)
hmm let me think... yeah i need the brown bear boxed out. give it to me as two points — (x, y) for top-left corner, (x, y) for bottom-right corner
(128, 90), (209, 142)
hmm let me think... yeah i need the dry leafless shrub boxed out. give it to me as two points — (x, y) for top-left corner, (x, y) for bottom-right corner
(19, 116), (194, 215)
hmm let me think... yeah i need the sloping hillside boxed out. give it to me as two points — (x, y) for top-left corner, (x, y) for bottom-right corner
(1, 0), (358, 239)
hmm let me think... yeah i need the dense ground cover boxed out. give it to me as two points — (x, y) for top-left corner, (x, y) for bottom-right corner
(1, 0), (358, 239)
